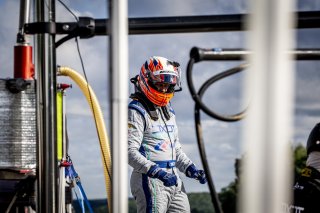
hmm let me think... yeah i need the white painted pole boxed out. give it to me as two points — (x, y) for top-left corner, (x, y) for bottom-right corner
(240, 0), (295, 212)
(110, 0), (129, 212)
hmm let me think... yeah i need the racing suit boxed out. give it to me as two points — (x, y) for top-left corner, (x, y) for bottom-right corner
(289, 166), (320, 213)
(128, 99), (193, 213)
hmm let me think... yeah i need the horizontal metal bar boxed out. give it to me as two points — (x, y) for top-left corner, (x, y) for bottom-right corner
(25, 11), (320, 36)
(97, 11), (320, 35)
(126, 14), (243, 34)
(190, 47), (320, 61)
(294, 49), (320, 60)
(93, 14), (243, 35)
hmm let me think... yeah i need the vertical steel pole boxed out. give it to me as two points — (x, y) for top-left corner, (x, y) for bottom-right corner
(240, 0), (295, 212)
(18, 0), (30, 33)
(35, 0), (57, 212)
(34, 1), (44, 211)
(109, 0), (129, 212)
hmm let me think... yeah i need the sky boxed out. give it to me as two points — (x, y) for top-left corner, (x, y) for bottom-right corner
(0, 0), (320, 200)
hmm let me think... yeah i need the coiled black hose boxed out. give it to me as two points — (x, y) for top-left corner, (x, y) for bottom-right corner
(187, 59), (248, 122)
(186, 47), (248, 213)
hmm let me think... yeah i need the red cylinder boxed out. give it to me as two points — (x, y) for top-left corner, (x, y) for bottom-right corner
(14, 44), (34, 79)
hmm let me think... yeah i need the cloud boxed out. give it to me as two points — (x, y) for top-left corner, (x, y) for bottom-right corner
(128, 0), (247, 17)
(0, 0), (20, 78)
(297, 1), (320, 11)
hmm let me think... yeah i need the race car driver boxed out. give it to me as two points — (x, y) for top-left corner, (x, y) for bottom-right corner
(128, 56), (207, 213)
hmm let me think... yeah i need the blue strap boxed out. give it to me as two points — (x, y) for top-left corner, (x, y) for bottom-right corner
(74, 185), (85, 213)
(76, 180), (94, 213)
(65, 160), (94, 213)
(66, 164), (78, 179)
(128, 100), (147, 131)
(153, 160), (176, 168)
(70, 164), (94, 213)
(129, 100), (146, 116)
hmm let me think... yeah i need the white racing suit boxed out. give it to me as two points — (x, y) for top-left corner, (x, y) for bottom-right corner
(128, 100), (193, 213)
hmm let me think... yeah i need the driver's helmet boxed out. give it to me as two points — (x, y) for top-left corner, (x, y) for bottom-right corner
(137, 56), (181, 106)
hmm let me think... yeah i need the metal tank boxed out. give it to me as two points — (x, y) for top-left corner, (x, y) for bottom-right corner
(0, 79), (36, 172)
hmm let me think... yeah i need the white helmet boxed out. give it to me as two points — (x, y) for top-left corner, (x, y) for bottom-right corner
(137, 56), (181, 106)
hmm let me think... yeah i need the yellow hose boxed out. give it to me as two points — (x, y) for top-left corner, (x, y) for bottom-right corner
(57, 66), (112, 212)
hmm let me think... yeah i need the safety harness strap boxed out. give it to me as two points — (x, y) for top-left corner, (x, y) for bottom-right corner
(129, 100), (147, 131)
(130, 92), (159, 120)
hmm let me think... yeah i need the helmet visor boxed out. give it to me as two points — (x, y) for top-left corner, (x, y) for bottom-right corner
(148, 69), (182, 93)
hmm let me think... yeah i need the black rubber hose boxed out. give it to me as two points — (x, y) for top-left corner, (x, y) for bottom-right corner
(186, 57), (248, 213)
(186, 58), (248, 121)
(194, 105), (223, 213)
(56, 34), (75, 48)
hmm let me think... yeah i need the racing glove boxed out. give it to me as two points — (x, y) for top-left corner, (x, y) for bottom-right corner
(147, 165), (177, 187)
(186, 164), (207, 184)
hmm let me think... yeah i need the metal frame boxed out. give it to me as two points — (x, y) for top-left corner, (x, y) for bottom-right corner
(25, 11), (320, 37)
(109, 0), (129, 212)
(34, 0), (57, 212)
(190, 47), (320, 61)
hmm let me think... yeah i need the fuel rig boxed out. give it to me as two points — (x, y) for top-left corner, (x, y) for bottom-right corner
(0, 1), (113, 212)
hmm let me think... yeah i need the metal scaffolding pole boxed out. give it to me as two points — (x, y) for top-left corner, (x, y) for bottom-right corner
(35, 0), (57, 212)
(189, 47), (320, 61)
(24, 11), (320, 39)
(240, 0), (295, 212)
(88, 11), (320, 35)
(109, 0), (129, 212)
(18, 0), (31, 34)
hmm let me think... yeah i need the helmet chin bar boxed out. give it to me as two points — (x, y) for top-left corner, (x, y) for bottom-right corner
(140, 78), (173, 106)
